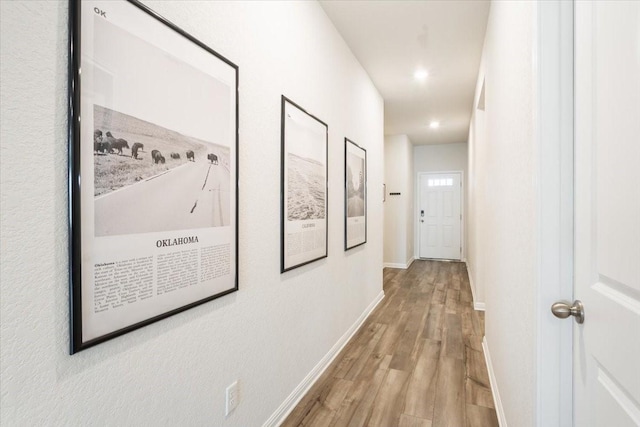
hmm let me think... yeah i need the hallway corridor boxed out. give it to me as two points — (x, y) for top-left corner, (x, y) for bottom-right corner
(283, 261), (498, 427)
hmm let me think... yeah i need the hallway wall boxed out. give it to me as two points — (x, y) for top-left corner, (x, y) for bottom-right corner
(383, 134), (414, 268)
(0, 2), (384, 426)
(467, 1), (538, 425)
(413, 143), (469, 261)
(467, 107), (486, 306)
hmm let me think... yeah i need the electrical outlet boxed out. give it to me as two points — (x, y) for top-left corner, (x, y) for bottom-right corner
(225, 380), (239, 416)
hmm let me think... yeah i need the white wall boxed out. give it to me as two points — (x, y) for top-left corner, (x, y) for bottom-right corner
(383, 134), (414, 268)
(0, 2), (384, 426)
(467, 1), (538, 425)
(405, 141), (415, 265)
(413, 143), (468, 261)
(414, 143), (469, 173)
(467, 106), (486, 305)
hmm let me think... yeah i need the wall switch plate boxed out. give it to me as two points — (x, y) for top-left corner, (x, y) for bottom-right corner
(225, 380), (239, 416)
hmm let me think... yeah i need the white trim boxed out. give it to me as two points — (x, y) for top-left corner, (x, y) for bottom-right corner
(483, 337), (507, 427)
(383, 256), (414, 270)
(263, 291), (385, 427)
(415, 170), (464, 261)
(466, 261), (477, 303)
(384, 262), (406, 269)
(465, 261), (485, 311)
(534, 2), (574, 426)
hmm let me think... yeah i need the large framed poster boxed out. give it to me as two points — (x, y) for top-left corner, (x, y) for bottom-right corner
(68, 0), (239, 353)
(281, 96), (328, 272)
(345, 138), (367, 250)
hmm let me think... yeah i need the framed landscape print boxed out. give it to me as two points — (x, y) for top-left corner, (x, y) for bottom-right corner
(281, 96), (328, 272)
(68, 0), (239, 353)
(345, 139), (367, 250)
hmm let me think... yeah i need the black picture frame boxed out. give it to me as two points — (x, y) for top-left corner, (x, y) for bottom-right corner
(68, 0), (239, 354)
(344, 138), (367, 250)
(280, 96), (329, 272)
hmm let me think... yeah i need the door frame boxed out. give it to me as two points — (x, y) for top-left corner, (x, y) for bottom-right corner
(415, 170), (464, 261)
(535, 1), (574, 426)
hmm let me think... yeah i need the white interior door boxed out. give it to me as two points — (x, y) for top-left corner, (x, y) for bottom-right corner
(418, 172), (461, 260)
(574, 2), (640, 425)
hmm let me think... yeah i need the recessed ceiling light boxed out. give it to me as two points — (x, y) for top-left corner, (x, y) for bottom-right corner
(414, 69), (429, 81)
(429, 121), (440, 129)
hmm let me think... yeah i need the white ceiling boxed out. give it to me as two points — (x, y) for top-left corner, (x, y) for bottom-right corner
(320, 0), (490, 145)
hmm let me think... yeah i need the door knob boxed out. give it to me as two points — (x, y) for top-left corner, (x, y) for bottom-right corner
(551, 300), (584, 324)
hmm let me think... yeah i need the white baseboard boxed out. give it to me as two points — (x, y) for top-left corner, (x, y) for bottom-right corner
(482, 337), (507, 427)
(465, 262), (485, 311)
(384, 262), (405, 269)
(467, 265), (477, 301)
(383, 257), (414, 269)
(263, 290), (385, 427)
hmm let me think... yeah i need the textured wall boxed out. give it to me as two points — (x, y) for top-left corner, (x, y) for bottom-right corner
(383, 134), (414, 267)
(0, 1), (384, 425)
(467, 1), (537, 425)
(413, 143), (469, 261)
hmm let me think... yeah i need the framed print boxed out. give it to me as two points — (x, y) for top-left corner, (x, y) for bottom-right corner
(345, 139), (367, 250)
(281, 96), (328, 272)
(68, 0), (239, 353)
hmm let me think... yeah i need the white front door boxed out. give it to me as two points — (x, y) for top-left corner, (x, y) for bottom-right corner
(574, 2), (640, 425)
(418, 172), (461, 260)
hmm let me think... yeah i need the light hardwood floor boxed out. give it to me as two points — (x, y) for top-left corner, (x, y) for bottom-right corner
(282, 260), (499, 427)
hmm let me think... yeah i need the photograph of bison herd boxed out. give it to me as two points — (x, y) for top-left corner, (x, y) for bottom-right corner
(93, 104), (231, 237)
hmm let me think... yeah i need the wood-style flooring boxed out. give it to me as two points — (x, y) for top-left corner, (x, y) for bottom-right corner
(282, 260), (498, 427)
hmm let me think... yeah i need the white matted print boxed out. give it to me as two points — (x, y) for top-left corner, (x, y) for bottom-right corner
(345, 139), (367, 250)
(281, 97), (328, 272)
(69, 0), (238, 353)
